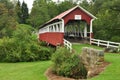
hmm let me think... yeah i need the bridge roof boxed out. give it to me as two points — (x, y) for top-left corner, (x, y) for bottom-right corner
(40, 5), (96, 28)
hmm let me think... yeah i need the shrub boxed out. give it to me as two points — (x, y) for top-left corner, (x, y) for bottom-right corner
(38, 47), (53, 60)
(111, 36), (120, 42)
(0, 24), (54, 62)
(51, 47), (87, 79)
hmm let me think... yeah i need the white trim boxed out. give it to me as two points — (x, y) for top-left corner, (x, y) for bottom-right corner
(90, 19), (94, 33)
(61, 19), (64, 32)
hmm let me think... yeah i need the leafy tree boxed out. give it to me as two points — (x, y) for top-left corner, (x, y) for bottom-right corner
(28, 0), (50, 28)
(57, 1), (76, 14)
(0, 2), (17, 38)
(47, 1), (59, 19)
(92, 0), (120, 42)
(0, 0), (13, 10)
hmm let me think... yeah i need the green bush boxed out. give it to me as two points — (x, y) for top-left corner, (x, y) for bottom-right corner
(0, 24), (54, 62)
(111, 36), (120, 42)
(51, 47), (87, 79)
(38, 47), (53, 60)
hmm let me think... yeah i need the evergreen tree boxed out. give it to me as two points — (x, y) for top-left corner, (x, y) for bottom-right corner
(15, 0), (22, 23)
(21, 1), (29, 24)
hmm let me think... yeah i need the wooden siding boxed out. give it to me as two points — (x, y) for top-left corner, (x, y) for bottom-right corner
(39, 32), (64, 46)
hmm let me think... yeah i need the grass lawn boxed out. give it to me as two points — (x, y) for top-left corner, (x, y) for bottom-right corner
(91, 53), (120, 80)
(0, 61), (52, 80)
(72, 43), (103, 53)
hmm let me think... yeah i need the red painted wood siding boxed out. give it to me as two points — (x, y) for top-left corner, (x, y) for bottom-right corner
(39, 32), (64, 46)
(63, 8), (92, 25)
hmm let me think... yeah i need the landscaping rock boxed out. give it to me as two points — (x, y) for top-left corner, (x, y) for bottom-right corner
(104, 47), (118, 53)
(81, 47), (104, 78)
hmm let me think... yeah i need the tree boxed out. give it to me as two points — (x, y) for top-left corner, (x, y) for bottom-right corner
(0, 1), (17, 38)
(28, 0), (50, 28)
(57, 1), (76, 14)
(47, 1), (59, 19)
(21, 1), (29, 24)
(15, 0), (22, 23)
(92, 0), (120, 42)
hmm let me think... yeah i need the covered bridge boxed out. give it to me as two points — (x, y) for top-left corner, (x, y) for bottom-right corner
(39, 5), (96, 46)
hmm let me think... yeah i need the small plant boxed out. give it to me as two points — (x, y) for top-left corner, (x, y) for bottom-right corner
(51, 47), (87, 79)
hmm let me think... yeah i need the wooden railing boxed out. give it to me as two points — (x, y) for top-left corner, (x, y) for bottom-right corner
(64, 39), (72, 52)
(90, 38), (120, 51)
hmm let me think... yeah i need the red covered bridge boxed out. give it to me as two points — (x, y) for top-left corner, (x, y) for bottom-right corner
(39, 5), (96, 47)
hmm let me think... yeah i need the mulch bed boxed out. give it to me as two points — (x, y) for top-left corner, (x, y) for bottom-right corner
(45, 62), (110, 80)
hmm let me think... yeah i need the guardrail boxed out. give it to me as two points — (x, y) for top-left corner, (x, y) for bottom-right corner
(64, 39), (72, 52)
(90, 38), (120, 51)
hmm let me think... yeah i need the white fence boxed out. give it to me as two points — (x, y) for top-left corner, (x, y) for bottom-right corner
(64, 39), (72, 52)
(90, 38), (120, 50)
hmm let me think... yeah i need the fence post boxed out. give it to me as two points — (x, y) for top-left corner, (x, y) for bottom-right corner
(90, 38), (92, 45)
(107, 41), (109, 48)
(118, 44), (120, 52)
(98, 40), (100, 46)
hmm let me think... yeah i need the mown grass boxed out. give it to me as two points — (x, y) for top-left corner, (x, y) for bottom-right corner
(0, 61), (52, 80)
(90, 53), (120, 80)
(72, 43), (103, 53)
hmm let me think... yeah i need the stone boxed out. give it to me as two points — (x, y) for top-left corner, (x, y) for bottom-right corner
(104, 47), (118, 53)
(80, 47), (104, 78)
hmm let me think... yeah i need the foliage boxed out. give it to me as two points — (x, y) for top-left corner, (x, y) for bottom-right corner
(21, 1), (29, 24)
(0, 1), (17, 38)
(111, 36), (120, 42)
(28, 0), (51, 28)
(51, 47), (87, 79)
(15, 0), (22, 23)
(0, 24), (54, 62)
(15, 0), (29, 24)
(57, 1), (75, 14)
